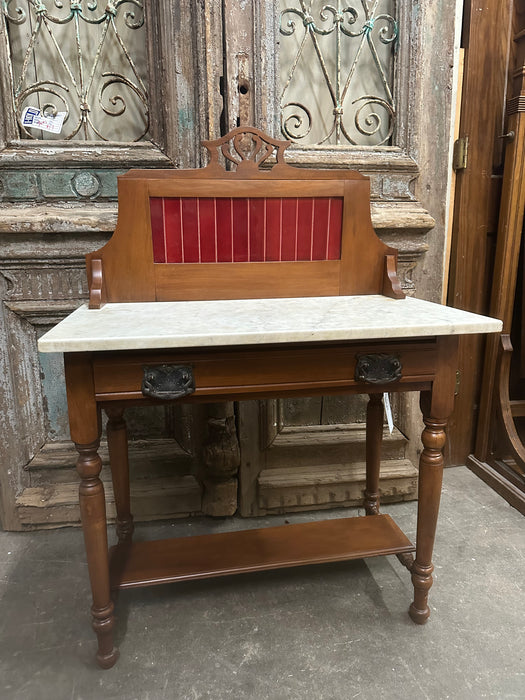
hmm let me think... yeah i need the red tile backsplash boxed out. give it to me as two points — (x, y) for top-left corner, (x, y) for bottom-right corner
(150, 197), (343, 263)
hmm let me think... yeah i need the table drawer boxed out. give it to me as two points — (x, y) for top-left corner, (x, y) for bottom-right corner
(93, 341), (438, 400)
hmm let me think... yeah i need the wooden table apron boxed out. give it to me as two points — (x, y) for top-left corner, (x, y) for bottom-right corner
(63, 332), (458, 669)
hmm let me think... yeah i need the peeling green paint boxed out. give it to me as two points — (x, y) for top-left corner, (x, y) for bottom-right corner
(38, 351), (70, 440)
(0, 169), (125, 201)
(179, 108), (195, 131)
(0, 171), (40, 200)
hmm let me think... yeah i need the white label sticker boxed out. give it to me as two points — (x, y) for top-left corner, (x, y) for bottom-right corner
(383, 392), (394, 434)
(22, 106), (66, 134)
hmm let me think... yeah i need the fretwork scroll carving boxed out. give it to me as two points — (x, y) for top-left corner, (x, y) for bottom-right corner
(202, 126), (291, 174)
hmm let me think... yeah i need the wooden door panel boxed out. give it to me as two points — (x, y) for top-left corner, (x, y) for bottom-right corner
(447, 0), (514, 464)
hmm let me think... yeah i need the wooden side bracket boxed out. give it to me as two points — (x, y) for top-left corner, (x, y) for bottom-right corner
(88, 258), (106, 310)
(382, 254), (405, 299)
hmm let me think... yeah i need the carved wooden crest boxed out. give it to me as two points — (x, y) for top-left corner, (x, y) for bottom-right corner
(202, 126), (291, 173)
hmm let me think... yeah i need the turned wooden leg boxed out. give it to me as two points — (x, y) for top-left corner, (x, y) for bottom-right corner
(76, 440), (119, 668)
(364, 393), (383, 515)
(409, 337), (458, 624)
(105, 406), (134, 544)
(409, 414), (446, 623)
(65, 353), (118, 669)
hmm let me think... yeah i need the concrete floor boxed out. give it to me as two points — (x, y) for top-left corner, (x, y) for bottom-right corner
(0, 466), (523, 700)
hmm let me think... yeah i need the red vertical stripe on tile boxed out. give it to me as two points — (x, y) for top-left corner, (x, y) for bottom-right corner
(214, 198), (218, 262)
(215, 198), (233, 261)
(263, 199), (267, 260)
(310, 199), (315, 260)
(296, 198), (314, 260)
(249, 198), (265, 261)
(232, 198), (249, 262)
(197, 200), (202, 262)
(230, 199), (234, 261)
(311, 198), (330, 260)
(150, 197), (165, 262)
(265, 198), (281, 261)
(327, 197), (343, 260)
(181, 198), (199, 263)
(281, 198), (297, 261)
(294, 198), (299, 260)
(198, 198), (217, 262)
(163, 197), (183, 262)
(325, 199), (331, 260)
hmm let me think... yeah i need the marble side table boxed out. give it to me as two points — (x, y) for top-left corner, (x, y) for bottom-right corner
(37, 126), (503, 668)
(39, 294), (501, 668)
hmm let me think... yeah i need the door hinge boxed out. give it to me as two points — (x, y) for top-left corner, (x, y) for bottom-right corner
(454, 369), (461, 396)
(453, 136), (468, 171)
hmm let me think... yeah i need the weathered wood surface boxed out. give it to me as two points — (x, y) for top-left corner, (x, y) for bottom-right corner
(16, 476), (202, 528)
(0, 200), (435, 235)
(18, 439), (201, 528)
(238, 406), (415, 517)
(263, 423), (406, 467)
(0, 205), (117, 233)
(257, 459), (418, 514)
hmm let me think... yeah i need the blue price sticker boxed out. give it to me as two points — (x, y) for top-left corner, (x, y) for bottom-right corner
(22, 107), (40, 126)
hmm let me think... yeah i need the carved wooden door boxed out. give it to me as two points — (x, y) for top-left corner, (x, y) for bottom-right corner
(0, 1), (460, 529)
(0, 1), (226, 529)
(221, 0), (461, 515)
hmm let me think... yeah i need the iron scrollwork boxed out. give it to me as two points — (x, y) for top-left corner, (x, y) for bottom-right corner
(3, 0), (148, 141)
(355, 353), (402, 384)
(142, 365), (195, 401)
(279, 0), (397, 147)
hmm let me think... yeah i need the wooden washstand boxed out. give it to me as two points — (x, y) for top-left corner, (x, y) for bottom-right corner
(38, 127), (502, 668)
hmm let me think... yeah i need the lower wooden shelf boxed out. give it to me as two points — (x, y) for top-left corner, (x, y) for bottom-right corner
(109, 513), (414, 590)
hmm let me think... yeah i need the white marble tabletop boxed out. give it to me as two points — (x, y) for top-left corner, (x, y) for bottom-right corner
(37, 295), (502, 353)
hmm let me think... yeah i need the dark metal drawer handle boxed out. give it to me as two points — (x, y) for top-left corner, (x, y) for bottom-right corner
(355, 354), (402, 384)
(142, 364), (195, 400)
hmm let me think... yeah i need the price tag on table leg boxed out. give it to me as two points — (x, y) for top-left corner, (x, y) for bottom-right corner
(383, 392), (394, 434)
